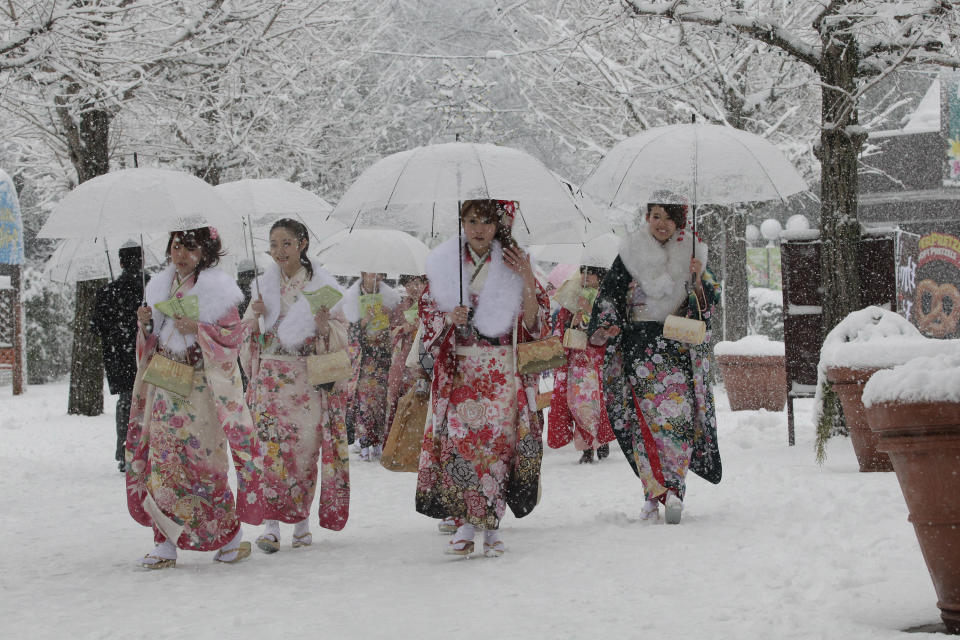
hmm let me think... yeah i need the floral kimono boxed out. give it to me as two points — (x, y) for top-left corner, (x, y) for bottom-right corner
(587, 228), (722, 502)
(416, 238), (548, 530)
(548, 306), (616, 451)
(337, 280), (401, 449)
(125, 264), (263, 551)
(385, 296), (425, 439)
(239, 260), (351, 531)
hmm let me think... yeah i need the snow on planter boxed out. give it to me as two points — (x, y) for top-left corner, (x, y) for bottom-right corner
(862, 352), (960, 407)
(715, 334), (785, 357)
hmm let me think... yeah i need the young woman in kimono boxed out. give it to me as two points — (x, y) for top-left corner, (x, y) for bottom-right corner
(129, 227), (261, 569)
(385, 274), (429, 441)
(587, 194), (722, 525)
(337, 271), (401, 461)
(241, 218), (351, 553)
(548, 265), (616, 464)
(416, 199), (549, 557)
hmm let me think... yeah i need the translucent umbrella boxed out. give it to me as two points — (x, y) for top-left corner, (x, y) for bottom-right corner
(43, 235), (166, 283)
(315, 229), (429, 278)
(582, 122), (807, 230)
(529, 232), (620, 269)
(327, 142), (596, 245)
(38, 168), (234, 239)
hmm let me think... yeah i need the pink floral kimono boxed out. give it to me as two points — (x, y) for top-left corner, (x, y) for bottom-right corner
(416, 238), (548, 530)
(548, 307), (616, 451)
(125, 265), (263, 551)
(239, 260), (351, 531)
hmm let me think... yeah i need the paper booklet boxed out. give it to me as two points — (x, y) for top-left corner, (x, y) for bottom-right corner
(302, 285), (344, 314)
(155, 294), (200, 321)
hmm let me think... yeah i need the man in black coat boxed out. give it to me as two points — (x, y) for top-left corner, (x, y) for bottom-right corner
(91, 244), (148, 472)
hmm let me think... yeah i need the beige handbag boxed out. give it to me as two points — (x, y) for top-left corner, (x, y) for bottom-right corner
(306, 350), (353, 386)
(562, 327), (588, 350)
(143, 353), (195, 397)
(517, 336), (567, 375)
(663, 293), (706, 346)
(380, 387), (429, 472)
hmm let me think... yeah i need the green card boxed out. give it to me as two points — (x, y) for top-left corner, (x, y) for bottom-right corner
(155, 294), (200, 321)
(403, 305), (418, 324)
(360, 293), (389, 331)
(302, 285), (343, 314)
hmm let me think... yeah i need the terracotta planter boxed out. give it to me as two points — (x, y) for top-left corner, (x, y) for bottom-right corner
(865, 401), (960, 634)
(717, 353), (786, 411)
(824, 366), (894, 472)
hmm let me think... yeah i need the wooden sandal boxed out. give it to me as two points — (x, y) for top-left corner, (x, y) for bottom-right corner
(256, 533), (280, 554)
(483, 540), (505, 558)
(444, 538), (475, 556)
(292, 532), (312, 548)
(141, 554), (176, 570)
(214, 541), (251, 564)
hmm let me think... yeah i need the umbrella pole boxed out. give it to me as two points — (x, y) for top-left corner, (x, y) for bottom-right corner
(458, 201), (463, 307)
(139, 233), (147, 301)
(247, 215), (261, 292)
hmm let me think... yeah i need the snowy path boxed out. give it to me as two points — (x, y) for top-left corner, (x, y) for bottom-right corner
(0, 382), (942, 639)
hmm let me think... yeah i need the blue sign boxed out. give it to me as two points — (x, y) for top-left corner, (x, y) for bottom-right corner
(0, 169), (24, 265)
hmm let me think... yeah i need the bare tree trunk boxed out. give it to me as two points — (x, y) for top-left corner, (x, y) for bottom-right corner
(63, 100), (112, 415)
(817, 29), (864, 336)
(723, 206), (749, 341)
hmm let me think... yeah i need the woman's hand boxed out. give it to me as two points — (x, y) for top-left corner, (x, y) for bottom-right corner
(690, 257), (704, 292)
(446, 305), (469, 327)
(504, 246), (534, 282)
(314, 307), (330, 337)
(174, 315), (198, 335)
(250, 296), (265, 317)
(137, 305), (152, 325)
(360, 303), (377, 328)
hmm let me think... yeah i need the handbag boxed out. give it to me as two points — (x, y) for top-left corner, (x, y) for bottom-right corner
(306, 350), (353, 386)
(143, 352), (195, 397)
(517, 336), (567, 375)
(562, 327), (588, 350)
(380, 387), (429, 472)
(663, 290), (706, 346)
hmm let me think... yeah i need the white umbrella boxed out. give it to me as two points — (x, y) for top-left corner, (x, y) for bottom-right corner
(38, 168), (234, 239)
(529, 232), (620, 268)
(315, 229), (429, 277)
(327, 142), (595, 245)
(582, 123), (807, 228)
(44, 235), (166, 283)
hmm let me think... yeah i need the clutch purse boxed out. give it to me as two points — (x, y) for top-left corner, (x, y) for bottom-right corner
(517, 336), (567, 375)
(306, 350), (353, 386)
(143, 353), (195, 397)
(562, 328), (588, 350)
(663, 291), (706, 345)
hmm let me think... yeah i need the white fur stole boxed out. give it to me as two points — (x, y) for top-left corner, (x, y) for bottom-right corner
(253, 259), (344, 350)
(334, 279), (402, 324)
(425, 237), (524, 337)
(145, 264), (243, 354)
(618, 227), (708, 322)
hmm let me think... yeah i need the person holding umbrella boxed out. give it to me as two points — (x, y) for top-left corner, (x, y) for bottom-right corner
(241, 218), (351, 553)
(587, 192), (721, 525)
(128, 227), (261, 569)
(416, 199), (549, 557)
(336, 271), (401, 461)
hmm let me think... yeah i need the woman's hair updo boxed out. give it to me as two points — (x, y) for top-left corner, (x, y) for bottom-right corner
(166, 227), (224, 276)
(270, 218), (314, 281)
(645, 190), (688, 229)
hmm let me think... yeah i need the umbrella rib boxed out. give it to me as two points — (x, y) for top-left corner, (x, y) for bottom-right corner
(467, 143), (492, 201)
(382, 147), (422, 215)
(607, 127), (676, 207)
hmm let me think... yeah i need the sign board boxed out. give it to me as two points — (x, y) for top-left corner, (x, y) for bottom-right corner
(0, 169), (24, 266)
(943, 71), (960, 186)
(912, 232), (960, 339)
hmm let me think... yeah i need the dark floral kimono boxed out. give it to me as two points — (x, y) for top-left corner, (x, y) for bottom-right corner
(588, 255), (722, 501)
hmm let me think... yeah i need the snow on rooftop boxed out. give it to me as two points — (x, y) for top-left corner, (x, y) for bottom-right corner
(0, 276), (11, 290)
(903, 78), (940, 133)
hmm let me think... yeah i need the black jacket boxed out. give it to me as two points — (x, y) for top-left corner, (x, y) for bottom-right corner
(91, 270), (148, 394)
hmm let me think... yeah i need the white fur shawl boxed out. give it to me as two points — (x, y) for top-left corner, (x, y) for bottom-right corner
(253, 259), (344, 350)
(618, 228), (708, 322)
(145, 263), (243, 354)
(425, 237), (524, 337)
(334, 278), (402, 324)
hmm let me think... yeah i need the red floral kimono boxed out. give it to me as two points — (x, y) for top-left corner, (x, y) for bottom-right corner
(415, 238), (548, 530)
(125, 265), (263, 551)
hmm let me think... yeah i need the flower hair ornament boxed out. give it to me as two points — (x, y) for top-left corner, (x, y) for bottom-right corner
(208, 226), (219, 241)
(495, 200), (518, 239)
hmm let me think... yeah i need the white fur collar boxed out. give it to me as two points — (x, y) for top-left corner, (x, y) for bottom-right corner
(334, 279), (401, 323)
(253, 259), (344, 349)
(619, 228), (708, 322)
(425, 237), (524, 337)
(145, 264), (243, 354)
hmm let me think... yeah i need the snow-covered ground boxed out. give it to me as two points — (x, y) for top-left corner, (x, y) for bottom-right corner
(1, 381), (945, 639)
